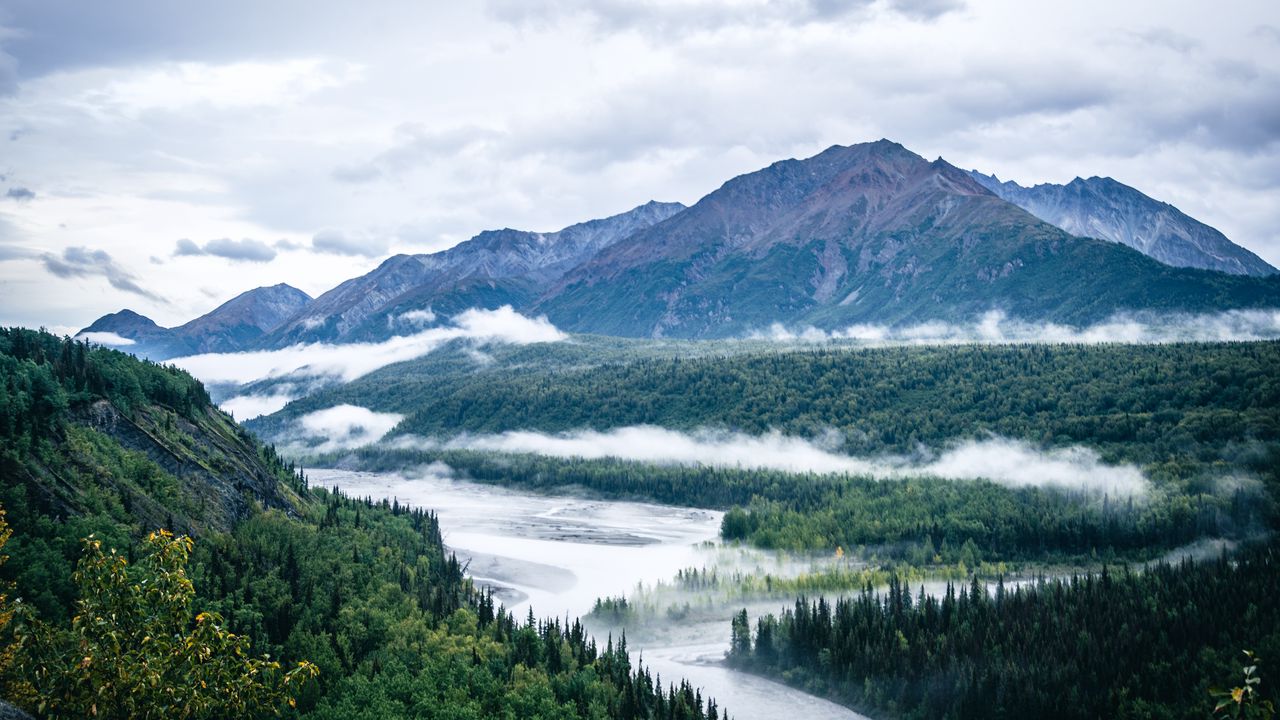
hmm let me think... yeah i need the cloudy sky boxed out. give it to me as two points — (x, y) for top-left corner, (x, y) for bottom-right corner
(1, 0), (1277, 332)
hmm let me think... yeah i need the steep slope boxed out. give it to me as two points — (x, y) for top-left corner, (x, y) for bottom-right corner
(0, 328), (305, 540)
(969, 171), (1277, 277)
(77, 284), (313, 359)
(537, 140), (1280, 337)
(265, 200), (684, 346)
(0, 326), (726, 720)
(168, 283), (313, 354)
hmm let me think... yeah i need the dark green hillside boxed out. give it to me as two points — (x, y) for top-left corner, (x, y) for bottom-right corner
(269, 340), (1280, 560)
(263, 340), (1280, 464)
(0, 328), (726, 720)
(728, 545), (1280, 719)
(339, 446), (1273, 561)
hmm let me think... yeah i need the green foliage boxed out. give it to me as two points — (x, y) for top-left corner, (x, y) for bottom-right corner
(0, 507), (18, 689)
(276, 340), (1280, 467)
(0, 327), (728, 719)
(8, 529), (316, 719)
(1213, 651), (1276, 719)
(728, 544), (1280, 719)
(297, 339), (1279, 559)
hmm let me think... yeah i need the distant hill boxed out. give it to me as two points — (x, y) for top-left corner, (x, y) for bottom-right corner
(968, 171), (1277, 277)
(535, 140), (1280, 337)
(74, 140), (1280, 350)
(261, 200), (685, 346)
(78, 283), (312, 359)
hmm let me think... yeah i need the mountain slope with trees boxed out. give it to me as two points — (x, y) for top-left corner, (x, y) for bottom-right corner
(0, 327), (726, 719)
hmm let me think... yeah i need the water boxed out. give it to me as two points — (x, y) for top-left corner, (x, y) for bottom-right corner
(309, 467), (867, 720)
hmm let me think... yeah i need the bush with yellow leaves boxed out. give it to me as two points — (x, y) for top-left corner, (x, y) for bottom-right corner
(4, 525), (316, 719)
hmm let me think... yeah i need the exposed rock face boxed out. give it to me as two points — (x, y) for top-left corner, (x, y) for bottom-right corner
(170, 283), (313, 354)
(969, 171), (1277, 277)
(69, 399), (299, 534)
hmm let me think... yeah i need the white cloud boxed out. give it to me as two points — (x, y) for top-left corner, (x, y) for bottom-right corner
(294, 404), (404, 452)
(169, 305), (565, 386)
(74, 330), (136, 346)
(219, 393), (294, 420)
(173, 237), (278, 263)
(311, 228), (390, 257)
(94, 59), (359, 116)
(404, 427), (1150, 496)
(752, 309), (1280, 345)
(397, 308), (437, 325)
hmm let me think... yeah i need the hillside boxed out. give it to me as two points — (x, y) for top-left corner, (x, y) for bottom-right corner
(74, 142), (1280, 351)
(263, 200), (685, 346)
(0, 328), (725, 719)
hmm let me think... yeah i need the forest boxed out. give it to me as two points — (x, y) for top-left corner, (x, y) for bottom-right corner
(0, 328), (726, 719)
(6, 327), (1278, 718)
(259, 339), (1280, 465)
(725, 542), (1280, 719)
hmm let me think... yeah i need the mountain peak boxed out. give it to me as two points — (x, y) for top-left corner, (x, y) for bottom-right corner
(969, 170), (1277, 276)
(77, 284), (314, 360)
(80, 308), (162, 334)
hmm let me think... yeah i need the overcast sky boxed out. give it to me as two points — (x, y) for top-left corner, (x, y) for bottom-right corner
(1, 0), (1277, 332)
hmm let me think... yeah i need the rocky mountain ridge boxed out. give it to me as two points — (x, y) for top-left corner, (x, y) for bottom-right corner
(968, 171), (1276, 277)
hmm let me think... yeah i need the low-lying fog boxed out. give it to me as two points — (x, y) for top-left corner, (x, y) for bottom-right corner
(174, 306), (565, 418)
(400, 429), (1149, 496)
(309, 467), (869, 720)
(754, 308), (1280, 344)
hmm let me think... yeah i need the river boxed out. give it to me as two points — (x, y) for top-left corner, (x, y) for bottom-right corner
(308, 467), (868, 720)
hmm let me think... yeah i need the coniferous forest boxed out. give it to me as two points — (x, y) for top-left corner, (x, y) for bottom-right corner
(727, 545), (1280, 719)
(0, 328), (725, 719)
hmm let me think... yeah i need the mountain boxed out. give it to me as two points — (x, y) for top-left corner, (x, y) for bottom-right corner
(263, 199), (685, 346)
(534, 140), (1280, 337)
(968, 171), (1277, 277)
(169, 283), (313, 354)
(77, 308), (169, 346)
(74, 141), (1280, 351)
(78, 283), (312, 359)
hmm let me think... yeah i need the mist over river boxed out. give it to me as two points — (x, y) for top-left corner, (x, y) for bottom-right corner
(308, 468), (867, 720)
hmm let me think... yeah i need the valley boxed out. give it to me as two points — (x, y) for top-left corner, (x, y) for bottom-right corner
(5, 144), (1279, 720)
(5, 3), (1279, 717)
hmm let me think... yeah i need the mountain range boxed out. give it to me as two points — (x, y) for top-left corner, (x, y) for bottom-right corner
(79, 283), (312, 358)
(265, 199), (685, 347)
(968, 171), (1277, 277)
(80, 140), (1280, 354)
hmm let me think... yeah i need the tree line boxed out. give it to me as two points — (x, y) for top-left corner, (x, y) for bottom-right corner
(727, 542), (1280, 719)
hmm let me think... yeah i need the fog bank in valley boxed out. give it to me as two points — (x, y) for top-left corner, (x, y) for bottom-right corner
(291, 404), (405, 453)
(180, 306), (564, 419)
(755, 309), (1280, 345)
(387, 427), (1150, 496)
(74, 331), (136, 346)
